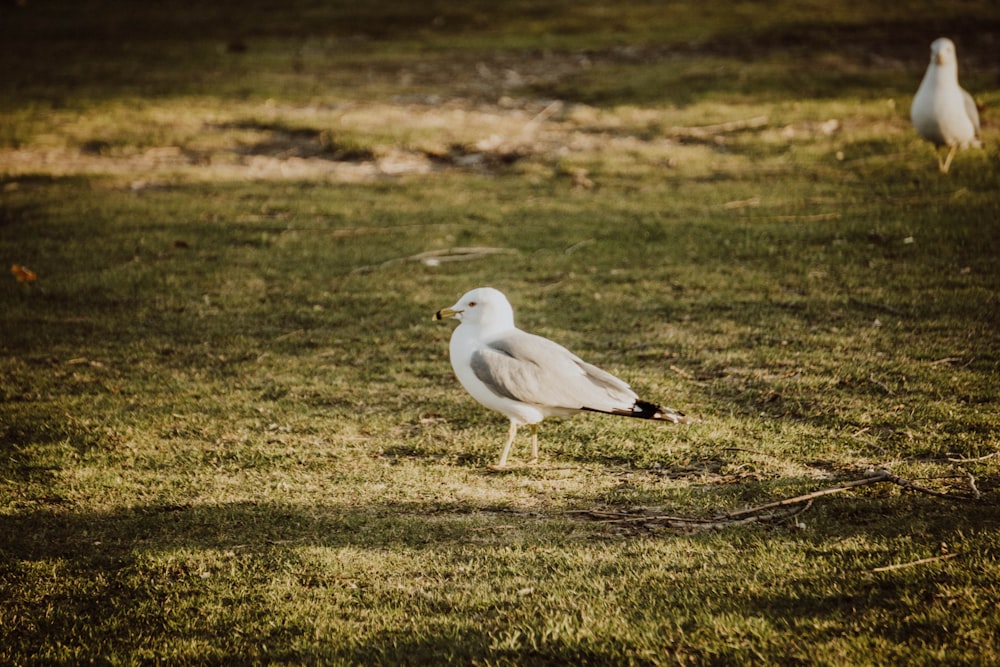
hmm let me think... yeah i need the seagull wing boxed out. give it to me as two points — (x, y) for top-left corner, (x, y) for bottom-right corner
(469, 331), (635, 412)
(962, 89), (981, 136)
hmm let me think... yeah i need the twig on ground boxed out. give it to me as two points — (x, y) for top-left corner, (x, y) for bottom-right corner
(520, 100), (563, 139)
(352, 246), (516, 273)
(964, 470), (982, 499)
(723, 471), (891, 520)
(669, 364), (697, 381)
(564, 239), (595, 254)
(883, 470), (975, 500)
(574, 469), (976, 531)
(867, 373), (896, 395)
(668, 115), (769, 139)
(723, 447), (760, 456)
(871, 553), (958, 573)
(744, 212), (841, 223)
(570, 500), (812, 531)
(947, 451), (999, 463)
(274, 329), (304, 342)
(282, 223), (445, 238)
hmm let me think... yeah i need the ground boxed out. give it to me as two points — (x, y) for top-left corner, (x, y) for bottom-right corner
(1, 1), (999, 664)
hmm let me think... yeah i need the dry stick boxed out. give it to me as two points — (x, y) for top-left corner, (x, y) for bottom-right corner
(722, 470), (975, 517)
(669, 364), (696, 381)
(579, 470), (974, 528)
(964, 470), (982, 500)
(668, 115), (769, 139)
(281, 224), (445, 237)
(871, 553), (958, 573)
(721, 471), (893, 520)
(352, 246), (515, 273)
(694, 500), (814, 531)
(745, 213), (841, 223)
(724, 447), (766, 455)
(947, 451), (1000, 463)
(520, 100), (563, 139)
(576, 499), (812, 529)
(927, 356), (963, 367)
(409, 247), (516, 263)
(881, 470), (975, 500)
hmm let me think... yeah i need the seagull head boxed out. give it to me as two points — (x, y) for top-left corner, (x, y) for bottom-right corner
(930, 37), (958, 69)
(435, 287), (515, 331)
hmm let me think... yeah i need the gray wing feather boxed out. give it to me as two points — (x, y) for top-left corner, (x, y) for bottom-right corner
(962, 89), (981, 135)
(470, 332), (635, 411)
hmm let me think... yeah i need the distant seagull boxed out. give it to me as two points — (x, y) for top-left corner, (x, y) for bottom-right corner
(435, 287), (686, 469)
(911, 37), (982, 173)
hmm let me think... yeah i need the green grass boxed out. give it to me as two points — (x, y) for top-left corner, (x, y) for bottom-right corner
(2, 1), (999, 664)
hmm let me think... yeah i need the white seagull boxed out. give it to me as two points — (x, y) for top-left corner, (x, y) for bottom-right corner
(435, 287), (686, 468)
(911, 37), (982, 173)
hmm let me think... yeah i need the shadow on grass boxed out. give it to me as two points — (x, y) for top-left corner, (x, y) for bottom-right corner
(2, 487), (995, 563)
(3, 0), (998, 107)
(529, 16), (1000, 106)
(1, 488), (996, 663)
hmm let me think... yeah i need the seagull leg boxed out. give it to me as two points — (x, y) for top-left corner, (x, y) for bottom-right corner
(527, 424), (539, 465)
(939, 145), (957, 173)
(494, 421), (518, 469)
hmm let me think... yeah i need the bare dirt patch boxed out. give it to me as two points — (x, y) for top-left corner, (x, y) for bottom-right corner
(2, 97), (819, 190)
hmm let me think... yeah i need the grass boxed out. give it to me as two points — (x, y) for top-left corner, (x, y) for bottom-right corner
(2, 1), (999, 664)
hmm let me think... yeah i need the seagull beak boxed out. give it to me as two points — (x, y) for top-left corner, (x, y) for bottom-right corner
(434, 307), (459, 321)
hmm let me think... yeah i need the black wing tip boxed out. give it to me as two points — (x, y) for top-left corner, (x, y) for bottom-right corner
(631, 399), (687, 423)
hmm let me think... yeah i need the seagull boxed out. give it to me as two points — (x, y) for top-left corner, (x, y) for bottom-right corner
(911, 37), (982, 173)
(434, 287), (687, 468)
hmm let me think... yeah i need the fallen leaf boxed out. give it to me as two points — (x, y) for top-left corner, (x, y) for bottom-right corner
(11, 264), (37, 283)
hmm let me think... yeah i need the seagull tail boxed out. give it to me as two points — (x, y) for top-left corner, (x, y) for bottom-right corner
(598, 400), (687, 423)
(633, 399), (688, 423)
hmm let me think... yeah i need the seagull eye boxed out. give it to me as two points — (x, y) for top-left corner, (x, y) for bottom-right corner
(467, 301), (478, 308)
